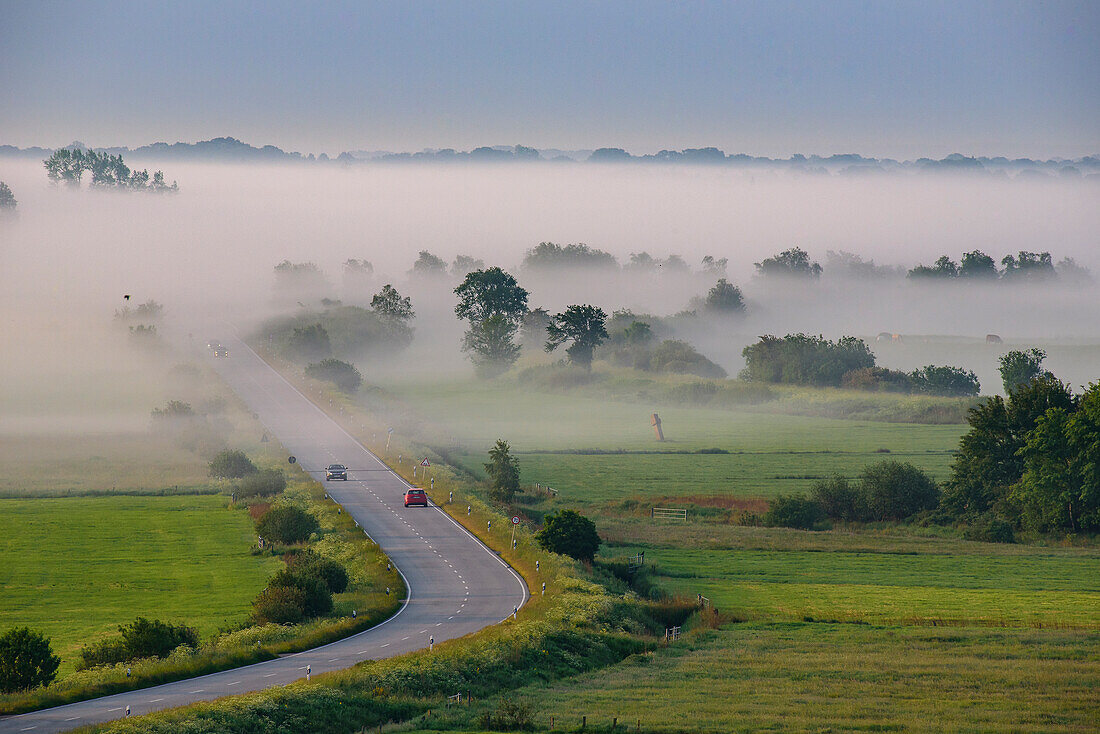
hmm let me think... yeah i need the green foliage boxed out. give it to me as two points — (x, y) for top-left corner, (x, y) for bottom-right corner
(150, 400), (194, 420)
(79, 618), (198, 669)
(409, 249), (448, 276)
(959, 250), (998, 278)
(455, 268), (530, 376)
(841, 366), (913, 393)
(268, 568), (333, 617)
(545, 305), (609, 370)
(209, 449), (259, 479)
(286, 322), (332, 362)
(860, 461), (939, 521)
(520, 307), (551, 347)
(287, 550), (349, 594)
(999, 348), (1047, 393)
(0, 628), (60, 693)
(537, 510), (601, 562)
(305, 358), (362, 393)
(754, 247), (822, 278)
(962, 514), (1016, 544)
(484, 439), (521, 503)
(649, 339), (727, 378)
(810, 475), (869, 522)
(703, 278), (746, 314)
(1001, 251), (1056, 281)
(236, 468), (287, 499)
(908, 254), (959, 278)
(370, 284), (413, 329)
(763, 494), (825, 529)
(909, 365), (981, 397)
(523, 242), (618, 270)
(452, 254), (486, 276)
(0, 181), (16, 211)
(255, 505), (319, 545)
(250, 584), (307, 625)
(43, 148), (176, 191)
(741, 333), (875, 386)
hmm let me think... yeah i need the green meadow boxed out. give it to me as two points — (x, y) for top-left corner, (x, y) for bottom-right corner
(0, 494), (281, 676)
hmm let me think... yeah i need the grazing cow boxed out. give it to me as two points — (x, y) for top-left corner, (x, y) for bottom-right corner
(986, 334), (1003, 344)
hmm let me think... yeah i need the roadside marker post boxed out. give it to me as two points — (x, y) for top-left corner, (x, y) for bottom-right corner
(510, 515), (520, 548)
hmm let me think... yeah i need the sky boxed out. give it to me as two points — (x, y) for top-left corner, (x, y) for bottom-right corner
(1, 0), (1098, 158)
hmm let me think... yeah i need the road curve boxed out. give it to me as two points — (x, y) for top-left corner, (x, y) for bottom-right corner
(1, 334), (527, 733)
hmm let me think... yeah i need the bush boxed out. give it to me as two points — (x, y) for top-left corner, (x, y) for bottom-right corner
(841, 367), (913, 393)
(0, 627), (60, 693)
(78, 618), (198, 669)
(236, 468), (287, 499)
(256, 505), (320, 545)
(910, 365), (981, 397)
(288, 550), (349, 594)
(649, 340), (727, 378)
(860, 461), (940, 521)
(536, 510), (601, 562)
(305, 358), (363, 393)
(269, 568), (333, 617)
(209, 449), (258, 479)
(963, 515), (1016, 544)
(251, 584), (307, 624)
(763, 494), (824, 529)
(741, 334), (874, 386)
(810, 475), (869, 522)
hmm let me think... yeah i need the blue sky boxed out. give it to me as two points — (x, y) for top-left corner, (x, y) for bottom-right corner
(1, 0), (1097, 157)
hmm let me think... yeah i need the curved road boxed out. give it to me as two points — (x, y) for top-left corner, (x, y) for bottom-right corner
(1, 335), (527, 733)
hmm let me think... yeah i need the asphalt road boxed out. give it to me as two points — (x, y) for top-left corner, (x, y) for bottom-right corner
(1, 334), (527, 733)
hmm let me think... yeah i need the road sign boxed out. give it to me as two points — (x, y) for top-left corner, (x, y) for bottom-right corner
(288, 456), (297, 464)
(420, 458), (431, 467)
(387, 427), (394, 434)
(511, 516), (520, 525)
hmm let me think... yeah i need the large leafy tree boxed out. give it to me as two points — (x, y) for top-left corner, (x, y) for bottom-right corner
(409, 250), (448, 277)
(998, 348), (1047, 394)
(703, 278), (746, 314)
(484, 439), (520, 503)
(454, 267), (529, 377)
(0, 182), (16, 212)
(0, 627), (60, 693)
(958, 250), (998, 278)
(536, 510), (600, 562)
(754, 247), (822, 278)
(371, 284), (414, 342)
(545, 305), (609, 370)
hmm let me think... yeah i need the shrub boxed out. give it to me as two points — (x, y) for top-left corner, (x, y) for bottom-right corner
(963, 515), (1016, 544)
(236, 468), (288, 498)
(256, 505), (320, 545)
(910, 365), (981, 397)
(0, 627), (60, 693)
(269, 568), (333, 617)
(841, 367), (913, 393)
(860, 461), (940, 521)
(209, 449), (258, 479)
(536, 510), (600, 562)
(79, 618), (197, 669)
(649, 340), (727, 378)
(741, 334), (874, 386)
(251, 584), (307, 624)
(763, 494), (824, 529)
(288, 550), (349, 594)
(810, 475), (869, 522)
(305, 358), (363, 393)
(484, 439), (520, 503)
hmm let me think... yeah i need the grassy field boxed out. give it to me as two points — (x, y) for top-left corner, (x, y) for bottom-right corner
(369, 375), (965, 505)
(494, 623), (1100, 733)
(0, 494), (282, 676)
(605, 544), (1100, 627)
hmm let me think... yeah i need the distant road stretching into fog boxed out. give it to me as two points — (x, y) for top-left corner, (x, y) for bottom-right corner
(0, 333), (527, 733)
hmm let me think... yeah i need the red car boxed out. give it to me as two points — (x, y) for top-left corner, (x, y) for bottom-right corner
(404, 488), (428, 507)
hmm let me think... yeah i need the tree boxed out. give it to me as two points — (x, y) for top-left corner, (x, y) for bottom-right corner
(117, 618), (198, 659)
(43, 149), (176, 191)
(251, 584), (307, 624)
(754, 247), (822, 278)
(305, 358), (362, 393)
(649, 340), (727, 378)
(907, 255), (958, 279)
(958, 250), (998, 278)
(0, 627), (60, 693)
(452, 254), (485, 276)
(287, 323), (332, 362)
(545, 305), (608, 370)
(209, 449), (258, 479)
(268, 568), (333, 617)
(1001, 251), (1056, 281)
(455, 268), (529, 376)
(703, 279), (746, 314)
(810, 475), (869, 522)
(0, 182), (16, 212)
(763, 494), (824, 529)
(740, 334), (874, 386)
(700, 255), (728, 275)
(236, 468), (287, 498)
(256, 505), (320, 544)
(520, 307), (551, 348)
(536, 510), (600, 562)
(860, 461), (939, 521)
(288, 550), (349, 593)
(409, 250), (448, 277)
(484, 439), (521, 502)
(522, 242), (618, 270)
(999, 348), (1047, 393)
(344, 258), (374, 276)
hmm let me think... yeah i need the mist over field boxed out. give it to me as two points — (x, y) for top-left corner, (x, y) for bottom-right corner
(2, 158), (1098, 402)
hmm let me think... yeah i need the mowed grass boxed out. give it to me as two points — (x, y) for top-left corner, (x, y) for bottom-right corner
(607, 544), (1100, 627)
(375, 376), (964, 502)
(0, 495), (282, 675)
(508, 623), (1100, 733)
